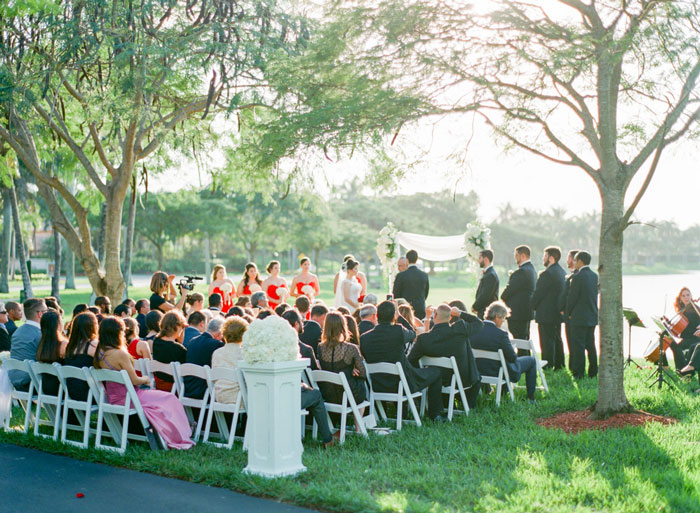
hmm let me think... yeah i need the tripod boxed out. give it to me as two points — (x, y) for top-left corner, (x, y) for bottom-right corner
(647, 331), (678, 390)
(622, 308), (643, 369)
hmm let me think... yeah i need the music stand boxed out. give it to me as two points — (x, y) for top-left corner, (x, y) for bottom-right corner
(647, 316), (679, 390)
(622, 308), (644, 369)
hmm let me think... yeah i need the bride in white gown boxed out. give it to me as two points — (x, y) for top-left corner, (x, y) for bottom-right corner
(334, 259), (362, 310)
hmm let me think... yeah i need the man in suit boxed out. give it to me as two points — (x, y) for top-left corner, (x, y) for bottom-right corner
(531, 246), (567, 370)
(184, 311), (208, 347)
(9, 298), (47, 390)
(472, 249), (499, 319)
(360, 301), (445, 421)
(282, 309), (320, 370)
(565, 251), (599, 379)
(301, 304), (328, 353)
(397, 256), (408, 273)
(357, 304), (378, 335)
(471, 301), (538, 401)
(183, 317), (225, 398)
(135, 299), (150, 338)
(500, 245), (537, 353)
(392, 249), (430, 320)
(408, 304), (482, 408)
(4, 300), (22, 337)
(208, 293), (225, 317)
(0, 304), (10, 351)
(559, 249), (578, 364)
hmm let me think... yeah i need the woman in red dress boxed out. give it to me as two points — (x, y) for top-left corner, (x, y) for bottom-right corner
(208, 264), (236, 314)
(262, 260), (289, 310)
(237, 262), (264, 297)
(291, 257), (320, 304)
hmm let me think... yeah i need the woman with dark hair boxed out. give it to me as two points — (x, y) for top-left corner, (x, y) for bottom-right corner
(142, 310), (163, 350)
(669, 287), (700, 370)
(262, 260), (289, 310)
(95, 296), (112, 315)
(317, 312), (367, 429)
(291, 257), (320, 300)
(235, 296), (251, 308)
(335, 259), (361, 310)
(344, 314), (361, 346)
(64, 312), (100, 400)
(35, 310), (69, 395)
(236, 263), (263, 297)
(275, 303), (291, 316)
(152, 310), (187, 391)
(94, 316), (194, 449)
(125, 317), (151, 361)
(149, 271), (187, 313)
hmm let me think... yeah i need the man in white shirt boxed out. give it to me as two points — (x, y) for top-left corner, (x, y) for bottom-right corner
(9, 298), (47, 390)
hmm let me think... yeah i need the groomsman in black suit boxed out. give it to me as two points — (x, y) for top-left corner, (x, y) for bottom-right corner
(559, 249), (579, 366)
(472, 249), (499, 320)
(531, 246), (567, 370)
(565, 251), (599, 379)
(500, 245), (537, 354)
(392, 249), (430, 320)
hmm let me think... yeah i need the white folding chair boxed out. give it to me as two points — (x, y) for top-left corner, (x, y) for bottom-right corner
(365, 362), (422, 430)
(512, 339), (549, 394)
(1, 358), (35, 433)
(418, 356), (470, 420)
(133, 358), (148, 377)
(202, 366), (246, 449)
(307, 369), (370, 443)
(56, 365), (96, 448)
(29, 362), (63, 440)
(90, 368), (163, 454)
(173, 362), (210, 442)
(472, 349), (514, 405)
(143, 359), (179, 394)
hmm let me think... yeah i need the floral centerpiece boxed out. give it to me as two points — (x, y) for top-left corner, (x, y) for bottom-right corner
(241, 316), (301, 364)
(463, 222), (491, 265)
(376, 222), (399, 285)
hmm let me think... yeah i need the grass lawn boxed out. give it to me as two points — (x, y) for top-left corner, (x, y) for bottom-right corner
(2, 366), (699, 513)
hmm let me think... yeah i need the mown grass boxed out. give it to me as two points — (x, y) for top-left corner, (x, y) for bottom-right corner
(3, 366), (699, 513)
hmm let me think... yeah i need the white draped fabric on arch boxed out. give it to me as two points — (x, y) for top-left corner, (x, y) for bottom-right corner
(394, 232), (470, 262)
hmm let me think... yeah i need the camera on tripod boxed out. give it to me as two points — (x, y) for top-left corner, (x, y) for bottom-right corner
(178, 275), (203, 291)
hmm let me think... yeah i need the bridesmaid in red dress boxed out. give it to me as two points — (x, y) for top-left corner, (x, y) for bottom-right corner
(291, 257), (320, 306)
(262, 260), (289, 310)
(208, 264), (236, 314)
(237, 262), (264, 297)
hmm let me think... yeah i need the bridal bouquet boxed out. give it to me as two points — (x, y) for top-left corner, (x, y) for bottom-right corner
(463, 222), (491, 261)
(241, 316), (301, 364)
(301, 284), (315, 299)
(376, 222), (399, 283)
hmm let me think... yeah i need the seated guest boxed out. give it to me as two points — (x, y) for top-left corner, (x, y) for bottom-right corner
(408, 304), (482, 408)
(152, 310), (187, 392)
(282, 309), (320, 370)
(88, 306), (100, 316)
(208, 292), (224, 317)
(226, 306), (245, 317)
(125, 317), (151, 362)
(256, 308), (275, 320)
(184, 311), (207, 347)
(362, 294), (378, 306)
(345, 315), (361, 346)
(236, 296), (251, 308)
(317, 312), (367, 429)
(149, 270), (187, 313)
(113, 304), (131, 318)
(185, 292), (205, 316)
(470, 301), (539, 402)
(295, 295), (311, 320)
(142, 310), (163, 349)
(121, 298), (137, 316)
(4, 300), (23, 337)
(44, 297), (64, 318)
(357, 304), (377, 335)
(135, 299), (150, 338)
(251, 291), (268, 311)
(94, 316), (194, 449)
(336, 306), (351, 316)
(95, 296), (112, 315)
(275, 303), (291, 316)
(0, 304), (10, 351)
(35, 310), (69, 396)
(64, 312), (100, 401)
(65, 303), (88, 336)
(360, 301), (445, 421)
(212, 316), (249, 405)
(183, 318), (225, 399)
(9, 298), (47, 390)
(301, 304), (329, 353)
(399, 303), (424, 335)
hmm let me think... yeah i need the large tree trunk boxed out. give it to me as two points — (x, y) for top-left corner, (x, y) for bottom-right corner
(63, 237), (76, 289)
(51, 228), (61, 300)
(8, 179), (33, 299)
(0, 188), (10, 293)
(591, 188), (632, 419)
(97, 202), (107, 263)
(122, 180), (137, 298)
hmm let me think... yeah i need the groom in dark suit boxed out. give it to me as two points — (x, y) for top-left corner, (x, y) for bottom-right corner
(501, 245), (537, 353)
(392, 249), (430, 320)
(531, 246), (567, 370)
(565, 250), (599, 379)
(472, 249), (499, 319)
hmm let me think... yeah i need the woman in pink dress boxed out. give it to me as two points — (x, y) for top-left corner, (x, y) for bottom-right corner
(208, 264), (236, 314)
(94, 316), (194, 450)
(236, 262), (263, 297)
(291, 257), (320, 300)
(262, 260), (289, 310)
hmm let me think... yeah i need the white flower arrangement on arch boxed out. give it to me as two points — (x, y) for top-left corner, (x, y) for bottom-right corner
(376, 222), (399, 284)
(463, 222), (491, 264)
(241, 316), (301, 364)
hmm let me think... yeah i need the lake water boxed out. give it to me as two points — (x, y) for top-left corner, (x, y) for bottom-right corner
(529, 272), (700, 359)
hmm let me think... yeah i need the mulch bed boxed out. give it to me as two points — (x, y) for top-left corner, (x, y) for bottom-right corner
(536, 409), (676, 434)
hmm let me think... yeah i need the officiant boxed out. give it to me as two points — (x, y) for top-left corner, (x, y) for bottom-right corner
(392, 250), (430, 320)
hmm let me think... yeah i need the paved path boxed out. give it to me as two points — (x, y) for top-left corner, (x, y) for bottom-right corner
(0, 444), (317, 513)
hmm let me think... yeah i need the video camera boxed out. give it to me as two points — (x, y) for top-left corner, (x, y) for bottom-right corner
(178, 275), (204, 291)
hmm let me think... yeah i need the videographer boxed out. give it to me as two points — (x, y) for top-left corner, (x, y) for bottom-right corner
(149, 271), (187, 313)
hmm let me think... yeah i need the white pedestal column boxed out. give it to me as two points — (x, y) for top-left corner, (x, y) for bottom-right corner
(238, 359), (309, 478)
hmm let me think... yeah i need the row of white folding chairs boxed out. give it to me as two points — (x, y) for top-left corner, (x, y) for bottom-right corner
(2, 358), (163, 453)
